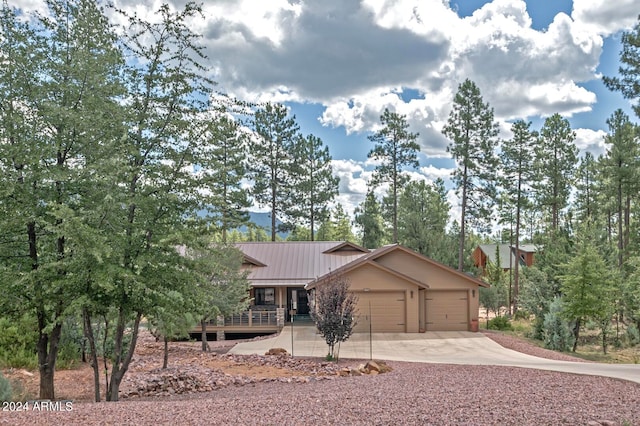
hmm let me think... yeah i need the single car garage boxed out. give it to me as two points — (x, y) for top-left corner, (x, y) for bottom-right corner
(354, 291), (406, 333)
(425, 290), (469, 331)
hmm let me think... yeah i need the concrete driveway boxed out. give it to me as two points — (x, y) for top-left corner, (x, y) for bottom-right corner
(229, 325), (640, 384)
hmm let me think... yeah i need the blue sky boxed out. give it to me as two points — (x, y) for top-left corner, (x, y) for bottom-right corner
(16, 0), (640, 223)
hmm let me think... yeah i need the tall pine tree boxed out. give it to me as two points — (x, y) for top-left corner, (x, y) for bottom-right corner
(443, 79), (499, 271)
(250, 102), (299, 241)
(367, 108), (419, 244)
(289, 133), (339, 240)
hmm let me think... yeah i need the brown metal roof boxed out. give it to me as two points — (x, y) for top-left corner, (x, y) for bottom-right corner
(236, 241), (369, 287)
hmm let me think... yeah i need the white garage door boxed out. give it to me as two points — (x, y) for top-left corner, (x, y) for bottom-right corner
(354, 291), (406, 333)
(425, 290), (468, 331)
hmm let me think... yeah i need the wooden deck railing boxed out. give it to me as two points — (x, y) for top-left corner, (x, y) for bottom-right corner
(223, 309), (278, 327)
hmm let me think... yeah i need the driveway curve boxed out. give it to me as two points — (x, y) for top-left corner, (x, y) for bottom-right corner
(229, 325), (640, 384)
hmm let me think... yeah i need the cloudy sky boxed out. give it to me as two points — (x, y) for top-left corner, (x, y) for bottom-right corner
(16, 0), (640, 223)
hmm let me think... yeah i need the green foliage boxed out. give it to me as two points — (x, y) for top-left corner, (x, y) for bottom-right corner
(288, 133), (339, 240)
(0, 371), (12, 402)
(197, 114), (252, 242)
(487, 316), (513, 331)
(603, 16), (640, 117)
(397, 179), (451, 260)
(480, 246), (509, 316)
(543, 297), (575, 352)
(519, 266), (554, 339)
(354, 189), (387, 249)
(316, 204), (356, 242)
(0, 315), (38, 369)
(625, 324), (639, 346)
(532, 113), (578, 231)
(57, 316), (85, 369)
(367, 108), (420, 243)
(442, 79), (499, 270)
(250, 102), (300, 241)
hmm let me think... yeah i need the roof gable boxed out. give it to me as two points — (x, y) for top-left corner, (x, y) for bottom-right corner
(235, 241), (369, 286)
(308, 244), (488, 289)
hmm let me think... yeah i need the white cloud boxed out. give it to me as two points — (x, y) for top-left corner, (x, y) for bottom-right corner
(575, 128), (607, 155)
(572, 0), (639, 35)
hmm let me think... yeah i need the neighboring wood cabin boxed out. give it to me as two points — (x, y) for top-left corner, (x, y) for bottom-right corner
(472, 244), (537, 274)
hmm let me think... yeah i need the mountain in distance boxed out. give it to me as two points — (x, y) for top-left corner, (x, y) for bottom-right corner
(196, 209), (287, 238)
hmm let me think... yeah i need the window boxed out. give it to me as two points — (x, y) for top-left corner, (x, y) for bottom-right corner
(255, 287), (275, 305)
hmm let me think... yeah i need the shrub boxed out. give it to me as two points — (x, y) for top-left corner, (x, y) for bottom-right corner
(543, 297), (574, 352)
(488, 316), (513, 331)
(0, 315), (38, 369)
(0, 371), (12, 402)
(625, 324), (640, 346)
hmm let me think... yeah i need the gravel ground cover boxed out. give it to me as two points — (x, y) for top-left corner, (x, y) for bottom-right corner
(2, 331), (639, 426)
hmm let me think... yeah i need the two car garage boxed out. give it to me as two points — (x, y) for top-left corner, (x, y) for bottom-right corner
(353, 289), (470, 333)
(308, 245), (486, 333)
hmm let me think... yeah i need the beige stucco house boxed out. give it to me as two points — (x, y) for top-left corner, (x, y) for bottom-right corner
(199, 241), (487, 338)
(306, 243), (488, 332)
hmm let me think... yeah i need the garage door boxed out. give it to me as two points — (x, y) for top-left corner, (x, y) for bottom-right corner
(425, 290), (468, 331)
(354, 291), (406, 333)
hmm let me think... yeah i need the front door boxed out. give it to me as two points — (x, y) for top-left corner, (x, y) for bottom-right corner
(287, 287), (309, 320)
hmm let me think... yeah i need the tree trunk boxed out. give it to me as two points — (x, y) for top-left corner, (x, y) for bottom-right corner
(37, 320), (62, 400)
(83, 309), (101, 402)
(572, 318), (581, 352)
(163, 337), (169, 369)
(201, 320), (209, 352)
(106, 312), (141, 402)
(458, 171), (468, 272)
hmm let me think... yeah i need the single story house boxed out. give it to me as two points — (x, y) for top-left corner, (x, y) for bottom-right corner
(472, 244), (536, 274)
(199, 241), (488, 338)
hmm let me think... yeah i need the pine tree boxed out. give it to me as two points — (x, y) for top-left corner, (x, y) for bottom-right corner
(250, 102), (300, 241)
(500, 120), (536, 313)
(443, 79), (499, 271)
(602, 109), (639, 268)
(367, 108), (420, 243)
(603, 15), (640, 118)
(397, 179), (450, 259)
(532, 113), (578, 232)
(289, 134), (339, 240)
(354, 189), (386, 248)
(198, 114), (251, 242)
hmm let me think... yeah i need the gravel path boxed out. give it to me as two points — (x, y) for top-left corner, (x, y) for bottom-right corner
(2, 332), (639, 426)
(480, 330), (591, 362)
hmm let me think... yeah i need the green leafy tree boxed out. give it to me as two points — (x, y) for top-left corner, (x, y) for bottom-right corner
(397, 179), (450, 259)
(532, 113), (578, 232)
(190, 242), (250, 352)
(250, 102), (300, 241)
(81, 3), (217, 402)
(309, 273), (358, 360)
(367, 108), (420, 243)
(603, 15), (640, 117)
(0, 0), (125, 400)
(443, 79), (499, 270)
(500, 120), (536, 313)
(289, 134), (339, 240)
(354, 189), (387, 248)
